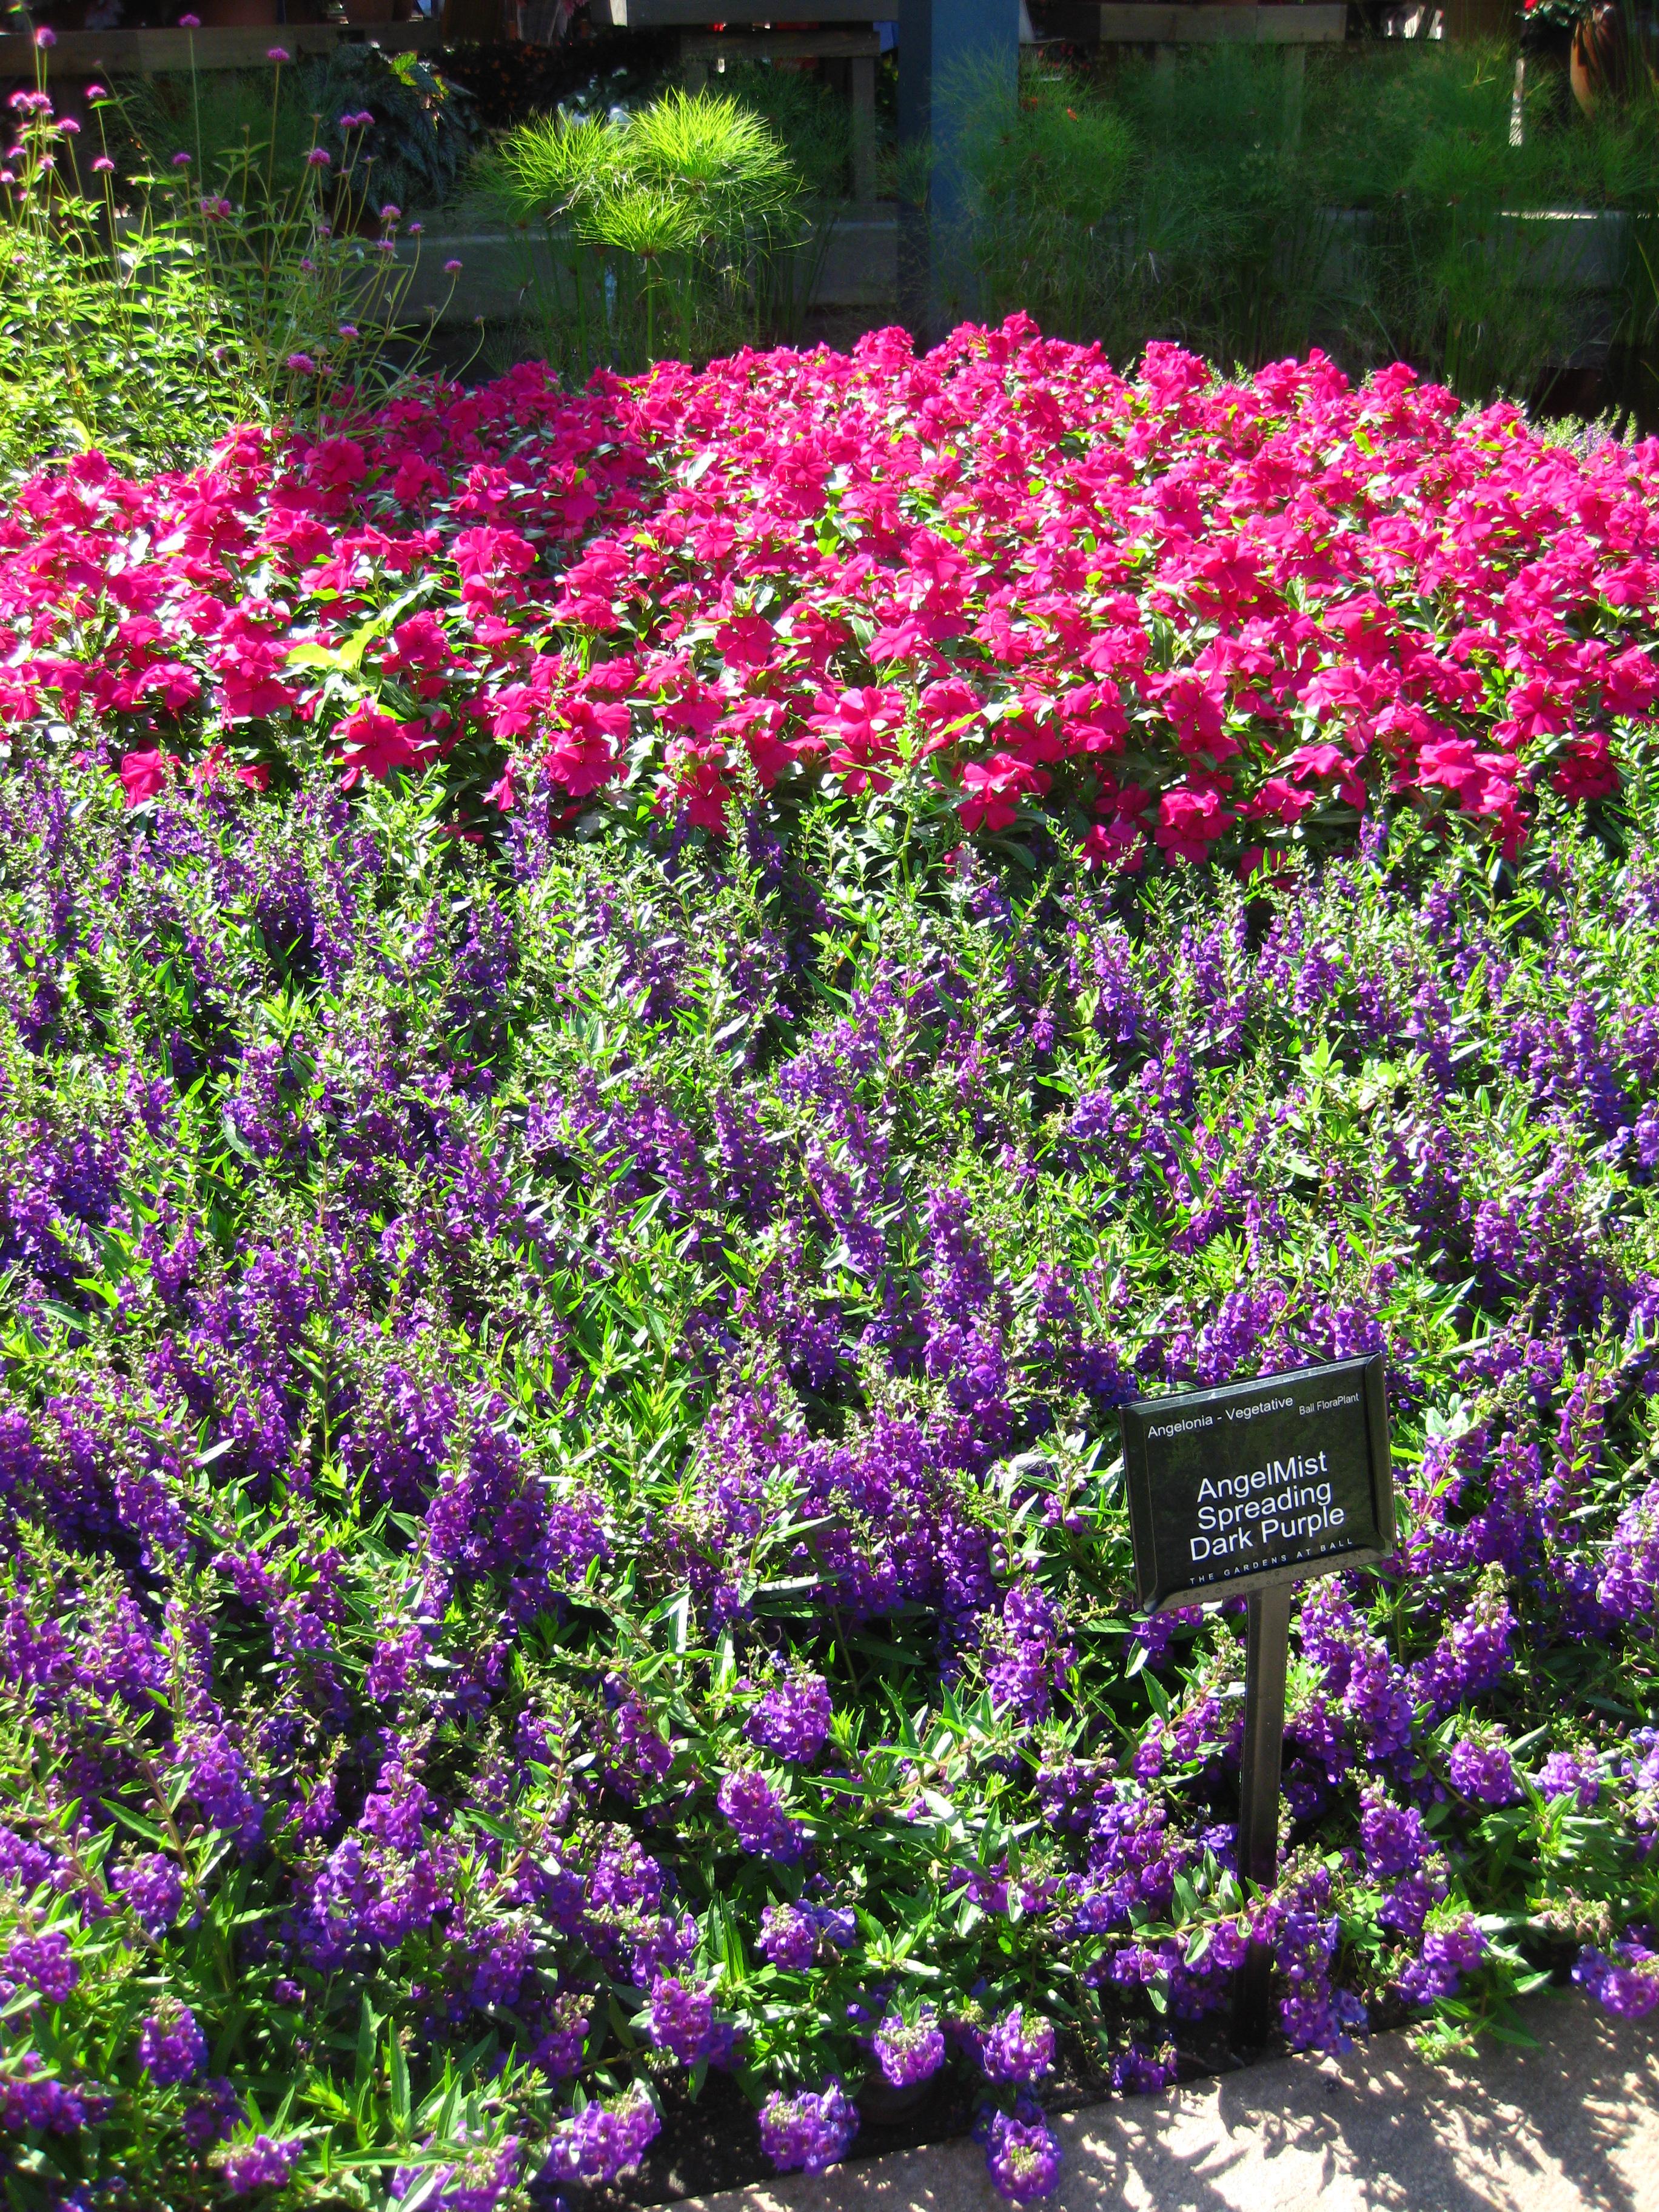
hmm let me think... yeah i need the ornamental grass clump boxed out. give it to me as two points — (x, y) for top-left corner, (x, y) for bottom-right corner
(483, 86), (806, 372)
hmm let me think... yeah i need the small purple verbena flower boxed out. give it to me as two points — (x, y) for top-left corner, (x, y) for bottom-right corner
(286, 353), (317, 374)
(267, 46), (290, 61)
(92, 155), (114, 173)
(35, 25), (56, 45)
(171, 150), (190, 168)
(444, 257), (463, 273)
(306, 147), (330, 167)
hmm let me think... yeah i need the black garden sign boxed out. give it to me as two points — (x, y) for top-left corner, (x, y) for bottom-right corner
(1119, 1352), (1394, 1612)
(1118, 1352), (1396, 2045)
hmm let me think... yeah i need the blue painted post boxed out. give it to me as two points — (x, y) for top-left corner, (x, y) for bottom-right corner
(897, 0), (1020, 341)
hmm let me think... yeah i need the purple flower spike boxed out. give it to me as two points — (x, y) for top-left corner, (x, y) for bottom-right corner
(746, 1673), (833, 1762)
(874, 2005), (945, 2088)
(646, 1974), (737, 2068)
(220, 2136), (303, 2193)
(543, 2092), (661, 2185)
(1574, 1937), (1659, 2021)
(137, 2001), (208, 2086)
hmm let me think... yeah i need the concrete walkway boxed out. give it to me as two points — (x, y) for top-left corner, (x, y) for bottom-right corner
(677, 1993), (1659, 2212)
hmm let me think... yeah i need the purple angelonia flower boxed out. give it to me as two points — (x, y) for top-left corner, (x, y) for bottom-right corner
(745, 1674), (832, 1762)
(645, 1976), (737, 2068)
(976, 2099), (1062, 2205)
(183, 2077), (246, 2151)
(757, 2079), (858, 2173)
(1448, 1738), (1520, 1806)
(873, 2005), (945, 2087)
(718, 1769), (803, 1861)
(973, 2006), (1056, 2085)
(541, 2092), (662, 2184)
(220, 2136), (304, 2193)
(1574, 1936), (1659, 2020)
(137, 2001), (208, 2086)
(113, 1852), (184, 1940)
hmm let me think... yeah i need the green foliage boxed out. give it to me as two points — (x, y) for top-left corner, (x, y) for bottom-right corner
(720, 62), (853, 205)
(958, 43), (1659, 403)
(0, 198), (247, 479)
(0, 53), (451, 481)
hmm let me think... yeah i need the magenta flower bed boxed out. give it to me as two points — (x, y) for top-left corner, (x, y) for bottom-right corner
(4, 318), (1658, 862)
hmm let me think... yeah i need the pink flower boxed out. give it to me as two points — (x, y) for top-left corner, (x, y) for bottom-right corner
(334, 707), (428, 788)
(35, 24), (56, 45)
(119, 749), (176, 806)
(267, 45), (290, 61)
(960, 753), (1050, 834)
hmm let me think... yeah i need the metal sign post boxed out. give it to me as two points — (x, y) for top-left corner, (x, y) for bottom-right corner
(1235, 1581), (1293, 2047)
(1119, 1353), (1395, 2051)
